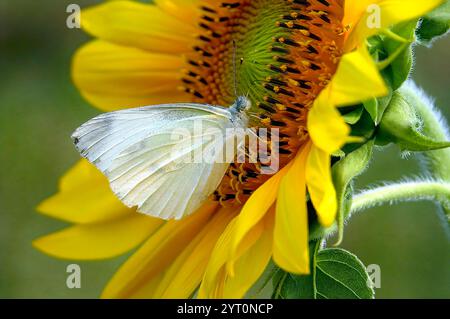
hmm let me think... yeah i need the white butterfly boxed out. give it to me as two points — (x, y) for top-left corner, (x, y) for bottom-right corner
(71, 96), (251, 220)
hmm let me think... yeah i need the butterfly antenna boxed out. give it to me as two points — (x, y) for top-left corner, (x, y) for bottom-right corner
(249, 114), (266, 125)
(232, 40), (238, 98)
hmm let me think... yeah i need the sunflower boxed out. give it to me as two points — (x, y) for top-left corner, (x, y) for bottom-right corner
(34, 0), (443, 298)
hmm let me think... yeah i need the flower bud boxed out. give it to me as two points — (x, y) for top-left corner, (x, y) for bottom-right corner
(378, 91), (450, 151)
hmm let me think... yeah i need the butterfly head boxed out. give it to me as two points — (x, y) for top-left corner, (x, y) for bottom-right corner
(233, 96), (251, 113)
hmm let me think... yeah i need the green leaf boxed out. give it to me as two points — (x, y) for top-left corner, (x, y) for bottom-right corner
(378, 91), (450, 151)
(273, 246), (374, 299)
(416, 1), (450, 45)
(332, 140), (374, 245)
(314, 249), (374, 299)
(272, 241), (320, 299)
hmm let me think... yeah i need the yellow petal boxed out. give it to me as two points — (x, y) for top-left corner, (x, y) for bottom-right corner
(32, 214), (163, 260)
(197, 217), (238, 298)
(72, 40), (190, 111)
(307, 87), (350, 154)
(221, 213), (273, 298)
(81, 0), (196, 53)
(273, 143), (310, 274)
(307, 46), (386, 154)
(198, 214), (267, 298)
(330, 45), (388, 107)
(101, 201), (217, 298)
(123, 273), (165, 299)
(155, 0), (201, 26)
(306, 145), (337, 227)
(343, 0), (376, 34)
(37, 160), (133, 224)
(230, 162), (292, 260)
(345, 0), (443, 50)
(152, 207), (237, 298)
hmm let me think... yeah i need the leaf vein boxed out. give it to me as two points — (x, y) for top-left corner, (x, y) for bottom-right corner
(317, 259), (368, 282)
(316, 265), (362, 299)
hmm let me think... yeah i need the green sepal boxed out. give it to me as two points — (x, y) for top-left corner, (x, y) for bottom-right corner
(378, 91), (450, 151)
(346, 110), (376, 150)
(374, 90), (394, 125)
(416, 1), (450, 45)
(363, 98), (378, 124)
(332, 140), (375, 245)
(379, 20), (418, 91)
(342, 106), (364, 125)
(366, 36), (396, 124)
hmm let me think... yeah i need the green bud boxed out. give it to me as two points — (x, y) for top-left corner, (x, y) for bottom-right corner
(378, 91), (450, 151)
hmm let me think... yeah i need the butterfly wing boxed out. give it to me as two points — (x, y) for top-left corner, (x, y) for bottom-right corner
(72, 103), (242, 219)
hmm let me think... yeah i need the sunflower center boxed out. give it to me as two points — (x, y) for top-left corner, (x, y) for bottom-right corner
(181, 0), (345, 206)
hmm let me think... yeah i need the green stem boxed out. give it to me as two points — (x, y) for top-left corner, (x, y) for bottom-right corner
(351, 181), (450, 214)
(322, 181), (450, 240)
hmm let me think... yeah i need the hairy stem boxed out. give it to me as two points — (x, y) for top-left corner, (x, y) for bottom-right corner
(351, 181), (450, 213)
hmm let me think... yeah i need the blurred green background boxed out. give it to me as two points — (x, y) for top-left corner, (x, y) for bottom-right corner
(0, 0), (449, 298)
